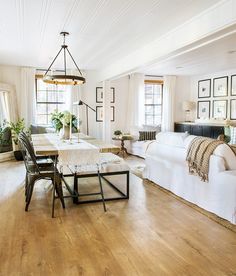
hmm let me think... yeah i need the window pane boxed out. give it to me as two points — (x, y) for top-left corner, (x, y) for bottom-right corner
(37, 79), (47, 90)
(144, 82), (163, 126)
(154, 116), (162, 125)
(145, 115), (153, 125)
(48, 104), (58, 114)
(58, 91), (66, 102)
(37, 115), (47, 125)
(48, 91), (58, 102)
(145, 105), (153, 115)
(154, 106), (162, 116)
(37, 104), (47, 114)
(37, 90), (47, 102)
(58, 104), (66, 112)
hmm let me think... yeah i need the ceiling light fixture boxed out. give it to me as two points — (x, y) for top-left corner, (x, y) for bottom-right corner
(43, 31), (85, 85)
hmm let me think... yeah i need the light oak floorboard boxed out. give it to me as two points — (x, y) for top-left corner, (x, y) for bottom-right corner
(0, 161), (236, 275)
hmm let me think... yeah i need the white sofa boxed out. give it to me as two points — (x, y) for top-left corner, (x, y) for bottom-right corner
(144, 132), (236, 224)
(126, 125), (161, 158)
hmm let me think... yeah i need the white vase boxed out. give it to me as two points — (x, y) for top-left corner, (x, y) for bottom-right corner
(59, 125), (70, 140)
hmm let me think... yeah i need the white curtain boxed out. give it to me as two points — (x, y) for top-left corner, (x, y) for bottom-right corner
(126, 73), (145, 131)
(20, 67), (36, 127)
(161, 75), (176, 132)
(0, 92), (10, 123)
(0, 83), (18, 123)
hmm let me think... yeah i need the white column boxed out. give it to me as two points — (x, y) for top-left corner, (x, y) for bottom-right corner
(102, 80), (111, 142)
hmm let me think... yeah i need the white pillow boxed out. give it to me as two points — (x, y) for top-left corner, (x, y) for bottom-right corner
(156, 132), (189, 148)
(229, 126), (236, 145)
(213, 144), (236, 170)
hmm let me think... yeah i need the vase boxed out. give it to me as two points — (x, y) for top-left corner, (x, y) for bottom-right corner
(59, 125), (70, 140)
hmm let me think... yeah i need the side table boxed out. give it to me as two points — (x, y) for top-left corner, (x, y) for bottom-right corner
(112, 136), (133, 158)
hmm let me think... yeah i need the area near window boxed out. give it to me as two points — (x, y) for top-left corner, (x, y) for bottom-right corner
(144, 80), (163, 126)
(35, 75), (66, 125)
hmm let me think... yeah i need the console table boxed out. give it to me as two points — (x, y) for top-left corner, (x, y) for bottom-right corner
(174, 122), (225, 139)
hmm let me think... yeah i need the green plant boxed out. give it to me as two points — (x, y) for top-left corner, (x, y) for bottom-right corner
(51, 111), (80, 132)
(0, 120), (7, 145)
(114, 130), (122, 136)
(8, 118), (29, 146)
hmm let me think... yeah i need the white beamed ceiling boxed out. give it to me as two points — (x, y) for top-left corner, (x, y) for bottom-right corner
(0, 0), (221, 73)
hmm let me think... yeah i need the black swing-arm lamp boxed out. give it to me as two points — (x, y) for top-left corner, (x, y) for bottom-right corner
(74, 100), (96, 135)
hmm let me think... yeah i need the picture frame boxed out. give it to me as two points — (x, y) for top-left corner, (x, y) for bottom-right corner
(213, 76), (228, 97)
(231, 75), (236, 96)
(213, 100), (228, 119)
(198, 79), (211, 98)
(230, 99), (236, 120)
(96, 106), (115, 122)
(96, 87), (115, 103)
(197, 101), (210, 119)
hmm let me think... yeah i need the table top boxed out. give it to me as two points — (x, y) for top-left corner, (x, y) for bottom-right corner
(31, 133), (97, 156)
(112, 135), (133, 141)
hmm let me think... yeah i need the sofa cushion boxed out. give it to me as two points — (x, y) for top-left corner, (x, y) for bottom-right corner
(139, 131), (156, 141)
(156, 132), (189, 148)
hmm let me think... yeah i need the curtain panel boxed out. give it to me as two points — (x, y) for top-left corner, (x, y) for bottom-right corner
(126, 73), (145, 131)
(20, 67), (36, 127)
(161, 75), (176, 132)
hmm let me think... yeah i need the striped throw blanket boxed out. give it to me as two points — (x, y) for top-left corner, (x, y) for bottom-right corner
(186, 137), (224, 182)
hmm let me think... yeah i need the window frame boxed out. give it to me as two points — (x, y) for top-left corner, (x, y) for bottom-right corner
(144, 80), (163, 126)
(35, 75), (66, 125)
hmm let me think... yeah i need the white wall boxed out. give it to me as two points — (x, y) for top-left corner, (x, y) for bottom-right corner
(190, 68), (236, 120)
(174, 76), (192, 122)
(80, 71), (129, 139)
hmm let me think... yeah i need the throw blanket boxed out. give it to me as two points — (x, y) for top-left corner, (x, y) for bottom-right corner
(186, 137), (224, 182)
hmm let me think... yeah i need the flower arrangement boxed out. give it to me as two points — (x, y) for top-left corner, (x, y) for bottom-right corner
(51, 111), (79, 132)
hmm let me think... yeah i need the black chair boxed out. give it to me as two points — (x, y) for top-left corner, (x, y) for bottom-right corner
(18, 133), (65, 217)
(19, 132), (54, 197)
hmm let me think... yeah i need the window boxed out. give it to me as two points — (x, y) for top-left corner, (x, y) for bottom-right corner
(35, 77), (66, 125)
(144, 81), (163, 125)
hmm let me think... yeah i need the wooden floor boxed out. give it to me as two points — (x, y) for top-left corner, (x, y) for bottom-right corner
(0, 160), (236, 276)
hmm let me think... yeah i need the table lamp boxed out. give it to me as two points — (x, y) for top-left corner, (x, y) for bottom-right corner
(182, 101), (194, 122)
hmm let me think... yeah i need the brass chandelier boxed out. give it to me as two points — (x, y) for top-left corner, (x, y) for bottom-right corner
(43, 32), (85, 85)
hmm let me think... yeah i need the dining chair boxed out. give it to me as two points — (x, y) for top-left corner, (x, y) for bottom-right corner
(18, 133), (65, 216)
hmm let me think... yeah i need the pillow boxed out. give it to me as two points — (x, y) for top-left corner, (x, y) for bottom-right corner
(224, 126), (231, 143)
(139, 131), (156, 141)
(156, 132), (189, 148)
(229, 126), (236, 145)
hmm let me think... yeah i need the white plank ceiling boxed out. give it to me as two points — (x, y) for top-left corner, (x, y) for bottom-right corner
(0, 0), (220, 73)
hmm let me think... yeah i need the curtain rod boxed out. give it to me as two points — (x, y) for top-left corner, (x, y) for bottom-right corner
(145, 74), (163, 77)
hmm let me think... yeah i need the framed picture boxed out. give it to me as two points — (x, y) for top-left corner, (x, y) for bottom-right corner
(197, 101), (210, 119)
(96, 87), (115, 103)
(213, 100), (228, 119)
(213, 76), (228, 97)
(231, 75), (236, 96)
(230, 99), (236, 120)
(198, 79), (211, 98)
(96, 106), (115, 122)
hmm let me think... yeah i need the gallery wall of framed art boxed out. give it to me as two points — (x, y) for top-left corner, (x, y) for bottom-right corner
(95, 87), (115, 122)
(197, 74), (236, 120)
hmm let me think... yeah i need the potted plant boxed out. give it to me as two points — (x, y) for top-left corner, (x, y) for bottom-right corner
(8, 118), (29, 160)
(114, 130), (122, 138)
(51, 111), (79, 139)
(0, 120), (12, 153)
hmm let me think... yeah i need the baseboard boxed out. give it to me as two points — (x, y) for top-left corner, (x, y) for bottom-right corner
(0, 151), (14, 162)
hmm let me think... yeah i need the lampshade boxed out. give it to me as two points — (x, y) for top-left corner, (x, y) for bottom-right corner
(182, 101), (194, 111)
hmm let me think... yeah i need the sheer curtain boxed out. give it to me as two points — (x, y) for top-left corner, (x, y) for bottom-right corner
(0, 83), (18, 123)
(126, 73), (145, 131)
(161, 75), (176, 132)
(20, 67), (36, 127)
(0, 92), (10, 124)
